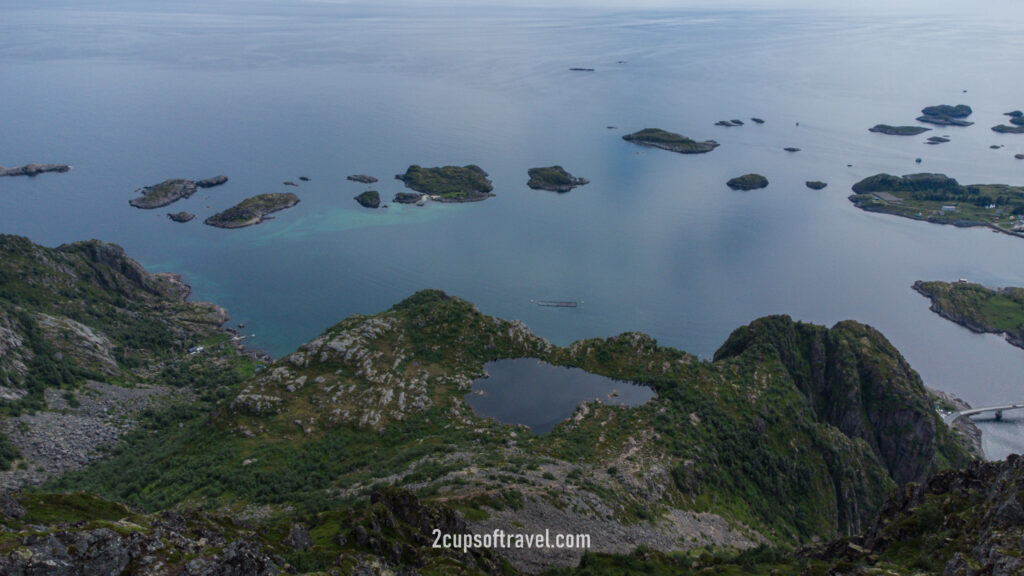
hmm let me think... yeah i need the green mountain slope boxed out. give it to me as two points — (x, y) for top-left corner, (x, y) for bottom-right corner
(49, 289), (969, 571)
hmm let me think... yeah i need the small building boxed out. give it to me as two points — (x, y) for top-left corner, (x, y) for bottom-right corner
(941, 205), (957, 212)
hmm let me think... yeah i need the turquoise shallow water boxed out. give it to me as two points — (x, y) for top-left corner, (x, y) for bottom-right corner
(2, 2), (1024, 456)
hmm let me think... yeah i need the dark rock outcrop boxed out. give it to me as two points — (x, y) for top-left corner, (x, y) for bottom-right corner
(805, 181), (828, 190)
(869, 124), (930, 135)
(168, 211), (195, 223)
(286, 523), (313, 550)
(726, 173), (769, 190)
(347, 174), (378, 184)
(195, 175), (228, 188)
(0, 163), (71, 177)
(863, 456), (1024, 576)
(992, 124), (1024, 134)
(393, 192), (423, 204)
(0, 508), (283, 576)
(354, 190), (381, 208)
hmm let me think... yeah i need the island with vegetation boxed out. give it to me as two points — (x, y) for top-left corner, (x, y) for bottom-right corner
(4, 233), (1015, 575)
(0, 163), (71, 177)
(992, 123), (1024, 134)
(129, 175), (228, 209)
(805, 180), (827, 190)
(869, 124), (931, 135)
(203, 192), (299, 228)
(394, 164), (494, 202)
(622, 128), (719, 154)
(347, 174), (378, 184)
(727, 173), (769, 190)
(166, 211), (195, 223)
(393, 192), (423, 204)
(913, 280), (1024, 350)
(996, 111), (1024, 132)
(848, 172), (1024, 238)
(526, 166), (589, 192)
(353, 189), (380, 208)
(917, 104), (973, 126)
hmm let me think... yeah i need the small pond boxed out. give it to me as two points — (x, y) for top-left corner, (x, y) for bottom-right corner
(464, 358), (656, 434)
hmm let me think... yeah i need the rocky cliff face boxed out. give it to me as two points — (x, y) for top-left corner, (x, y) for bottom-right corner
(864, 455), (1024, 576)
(0, 235), (246, 485)
(714, 316), (968, 486)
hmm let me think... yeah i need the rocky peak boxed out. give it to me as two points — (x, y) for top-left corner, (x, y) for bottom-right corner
(713, 315), (968, 486)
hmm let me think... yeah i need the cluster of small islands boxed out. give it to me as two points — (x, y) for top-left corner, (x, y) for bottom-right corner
(4, 103), (1024, 234)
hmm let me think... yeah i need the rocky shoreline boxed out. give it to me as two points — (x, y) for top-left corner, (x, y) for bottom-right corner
(204, 192), (300, 228)
(912, 280), (1024, 350)
(129, 175), (227, 209)
(622, 128), (719, 154)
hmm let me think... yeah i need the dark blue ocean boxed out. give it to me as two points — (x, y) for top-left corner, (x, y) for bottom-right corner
(2, 1), (1024, 455)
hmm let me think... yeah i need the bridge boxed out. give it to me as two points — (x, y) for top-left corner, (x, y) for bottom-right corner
(943, 404), (1024, 425)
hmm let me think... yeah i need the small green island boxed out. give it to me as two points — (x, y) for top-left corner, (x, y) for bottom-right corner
(913, 280), (1024, 350)
(869, 124), (931, 136)
(622, 128), (719, 154)
(204, 193), (300, 228)
(394, 164), (494, 202)
(129, 176), (228, 209)
(526, 166), (589, 192)
(353, 190), (380, 208)
(166, 211), (195, 223)
(849, 173), (1024, 237)
(727, 173), (769, 190)
(917, 104), (973, 127)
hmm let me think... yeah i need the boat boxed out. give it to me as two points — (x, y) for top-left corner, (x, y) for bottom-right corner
(535, 300), (578, 308)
